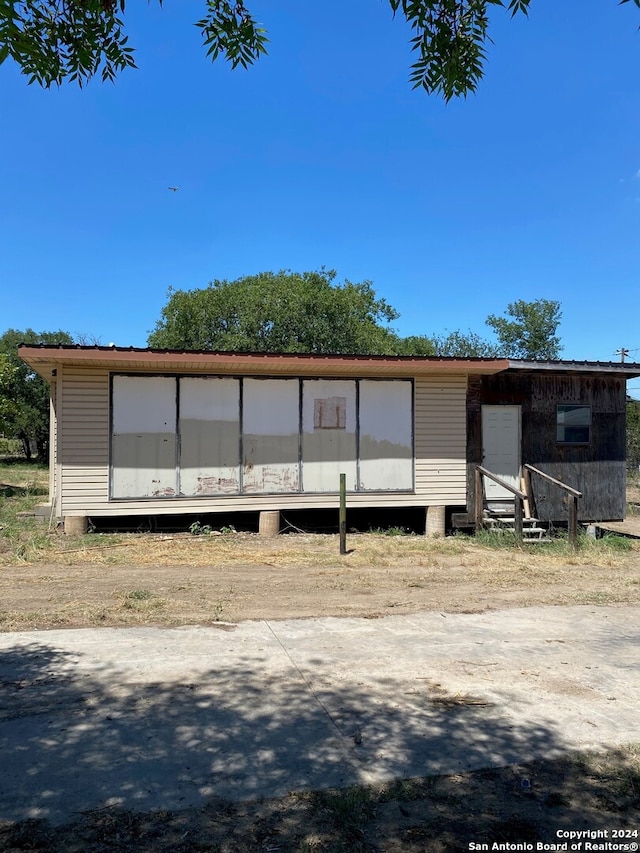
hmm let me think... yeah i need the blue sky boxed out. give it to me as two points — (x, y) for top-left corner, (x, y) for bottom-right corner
(1, 0), (639, 377)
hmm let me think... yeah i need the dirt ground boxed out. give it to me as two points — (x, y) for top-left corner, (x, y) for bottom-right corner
(1, 465), (640, 850)
(0, 531), (639, 630)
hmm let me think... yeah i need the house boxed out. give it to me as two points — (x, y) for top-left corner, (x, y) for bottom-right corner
(18, 345), (640, 534)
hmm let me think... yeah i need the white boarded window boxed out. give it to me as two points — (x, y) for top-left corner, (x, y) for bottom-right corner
(110, 374), (415, 499)
(179, 377), (240, 495)
(111, 376), (177, 498)
(242, 378), (300, 493)
(358, 380), (413, 490)
(302, 380), (357, 491)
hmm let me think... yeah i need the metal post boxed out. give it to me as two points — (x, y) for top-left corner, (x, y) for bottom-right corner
(339, 473), (347, 555)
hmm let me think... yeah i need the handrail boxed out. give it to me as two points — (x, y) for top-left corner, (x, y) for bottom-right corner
(523, 464), (582, 498)
(474, 465), (525, 542)
(475, 466), (526, 500)
(475, 463), (581, 550)
(523, 464), (581, 549)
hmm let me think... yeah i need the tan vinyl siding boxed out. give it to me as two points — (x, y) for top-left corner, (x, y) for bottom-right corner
(88, 493), (431, 516)
(57, 366), (469, 517)
(59, 367), (110, 515)
(414, 375), (467, 503)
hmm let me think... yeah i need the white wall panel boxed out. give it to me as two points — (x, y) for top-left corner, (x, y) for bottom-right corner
(179, 377), (240, 495)
(112, 376), (175, 433)
(242, 379), (300, 493)
(180, 376), (239, 421)
(302, 379), (357, 491)
(359, 380), (413, 490)
(111, 375), (177, 497)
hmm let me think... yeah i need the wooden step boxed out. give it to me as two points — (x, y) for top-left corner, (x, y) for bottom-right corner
(482, 513), (551, 543)
(483, 515), (540, 527)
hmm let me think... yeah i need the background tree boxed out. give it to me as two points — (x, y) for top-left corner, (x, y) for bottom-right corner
(149, 270), (563, 362)
(485, 298), (562, 360)
(627, 398), (640, 471)
(395, 299), (562, 359)
(148, 270), (402, 355)
(393, 335), (436, 356)
(0, 328), (74, 460)
(3, 1), (637, 98)
(430, 330), (501, 358)
(0, 354), (20, 440)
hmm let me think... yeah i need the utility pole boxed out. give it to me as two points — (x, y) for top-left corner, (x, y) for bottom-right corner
(616, 348), (630, 363)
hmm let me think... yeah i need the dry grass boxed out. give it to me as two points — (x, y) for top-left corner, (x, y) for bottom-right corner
(0, 530), (638, 631)
(3, 526), (636, 569)
(2, 457), (640, 630)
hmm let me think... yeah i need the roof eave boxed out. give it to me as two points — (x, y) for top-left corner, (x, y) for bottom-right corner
(17, 345), (510, 378)
(507, 359), (640, 378)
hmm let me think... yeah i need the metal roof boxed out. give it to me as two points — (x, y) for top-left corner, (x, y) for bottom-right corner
(17, 344), (510, 378)
(17, 345), (640, 380)
(506, 359), (640, 377)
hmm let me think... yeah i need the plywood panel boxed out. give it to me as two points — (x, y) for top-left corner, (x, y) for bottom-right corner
(179, 377), (240, 495)
(242, 378), (300, 493)
(359, 380), (413, 490)
(302, 379), (357, 491)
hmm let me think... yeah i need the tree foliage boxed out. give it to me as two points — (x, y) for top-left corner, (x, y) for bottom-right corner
(430, 329), (501, 358)
(149, 270), (563, 363)
(485, 298), (562, 360)
(0, 0), (271, 87)
(389, 0), (530, 100)
(412, 299), (562, 359)
(3, 1), (637, 98)
(393, 335), (437, 356)
(627, 398), (640, 471)
(148, 270), (402, 355)
(0, 328), (74, 460)
(0, 354), (20, 438)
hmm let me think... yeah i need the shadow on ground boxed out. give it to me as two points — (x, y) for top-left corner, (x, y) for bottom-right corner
(0, 641), (638, 851)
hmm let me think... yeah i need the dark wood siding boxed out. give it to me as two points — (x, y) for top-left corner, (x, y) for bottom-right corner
(467, 372), (627, 522)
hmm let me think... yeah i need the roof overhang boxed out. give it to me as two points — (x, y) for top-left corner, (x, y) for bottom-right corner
(18, 345), (510, 380)
(18, 346), (640, 382)
(506, 359), (640, 378)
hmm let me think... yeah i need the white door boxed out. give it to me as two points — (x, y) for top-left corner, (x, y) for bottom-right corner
(481, 405), (521, 500)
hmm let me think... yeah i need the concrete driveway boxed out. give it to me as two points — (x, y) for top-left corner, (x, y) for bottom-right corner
(0, 604), (638, 825)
